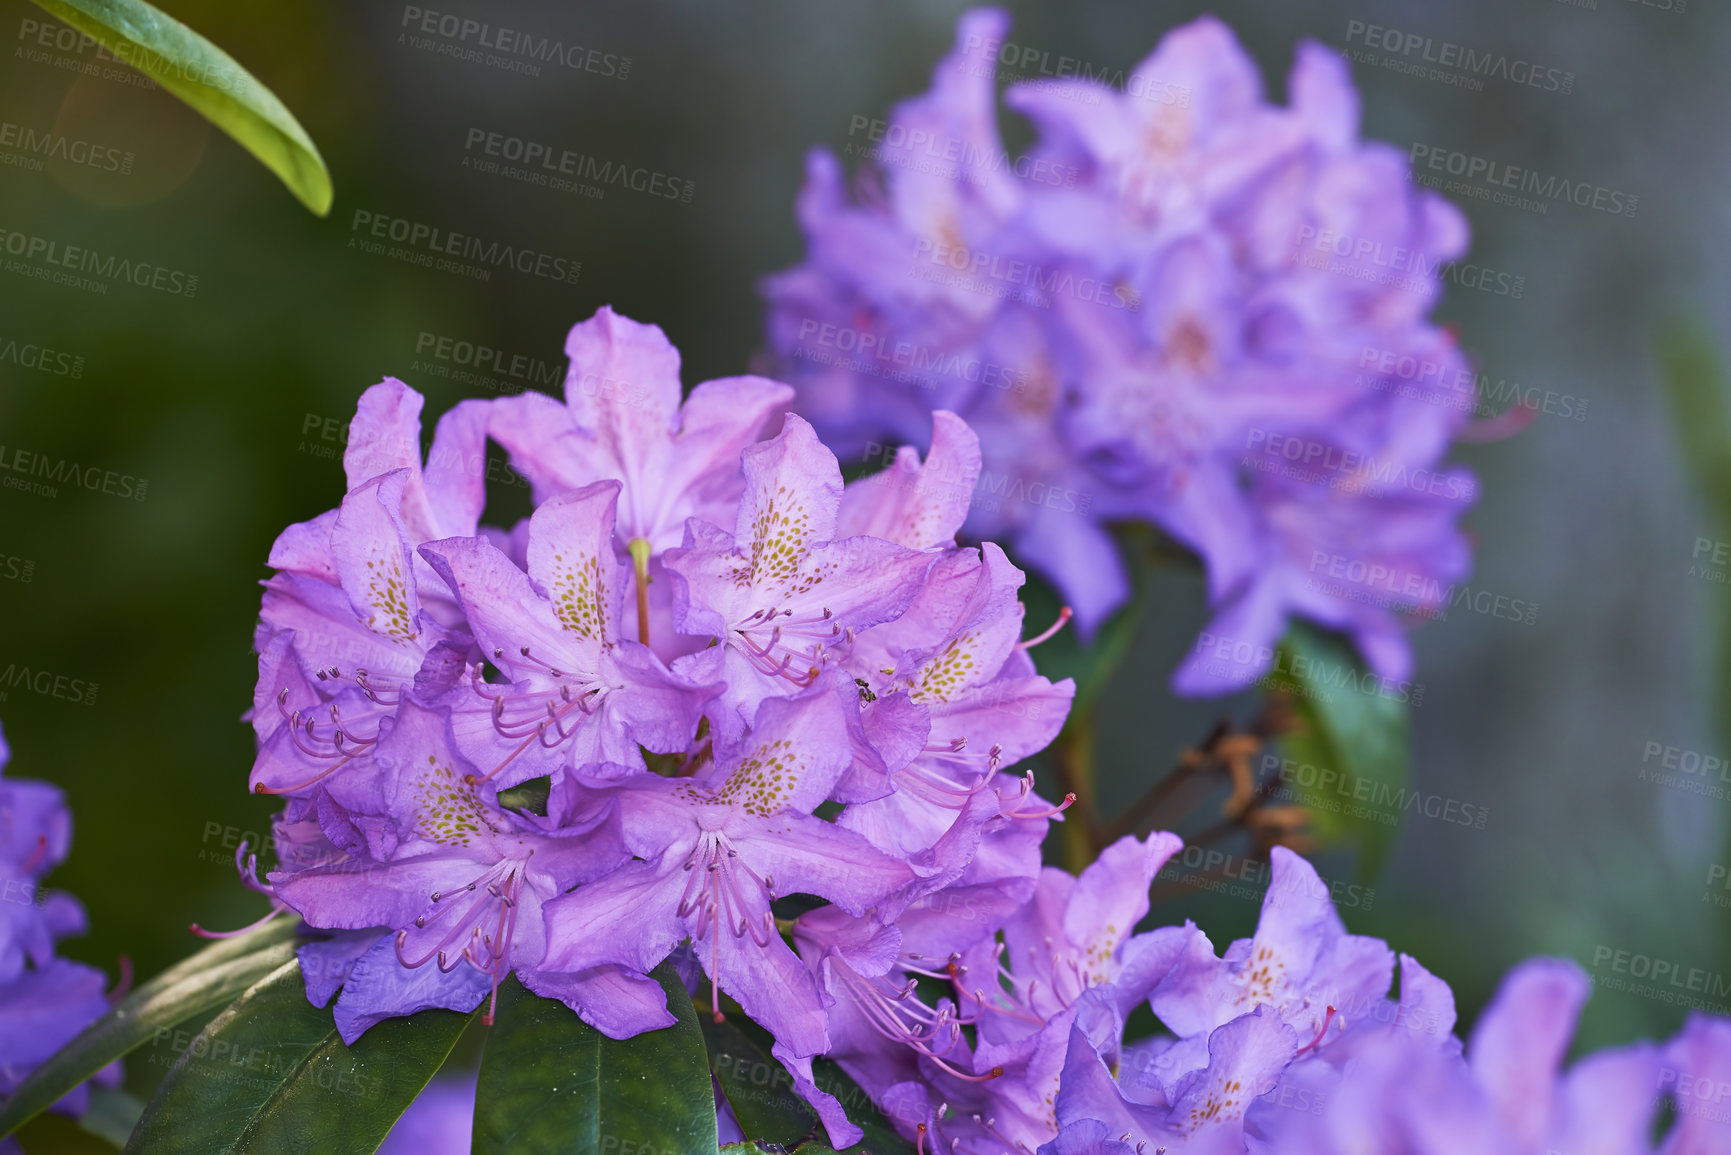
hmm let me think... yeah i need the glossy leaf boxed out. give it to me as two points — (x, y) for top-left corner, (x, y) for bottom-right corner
(26, 0), (333, 214)
(703, 1013), (817, 1147)
(809, 1057), (916, 1155)
(702, 990), (912, 1154)
(0, 917), (301, 1139)
(1266, 622), (1412, 878)
(124, 959), (474, 1153)
(77, 1086), (146, 1147)
(472, 964), (716, 1155)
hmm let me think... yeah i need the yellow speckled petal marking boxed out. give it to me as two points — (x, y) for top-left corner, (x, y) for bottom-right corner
(415, 757), (503, 846)
(363, 551), (418, 643)
(911, 631), (981, 703)
(1239, 943), (1288, 1007)
(549, 550), (609, 642)
(680, 738), (800, 815)
(742, 486), (815, 589)
(1181, 1072), (1249, 1134)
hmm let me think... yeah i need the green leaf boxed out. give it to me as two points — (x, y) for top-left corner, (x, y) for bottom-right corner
(1658, 321), (1731, 524)
(472, 964), (717, 1155)
(0, 917), (301, 1140)
(124, 958), (474, 1153)
(1265, 622), (1412, 878)
(701, 991), (912, 1155)
(76, 1086), (146, 1148)
(26, 0), (333, 214)
(702, 1014), (818, 1147)
(809, 1058), (915, 1155)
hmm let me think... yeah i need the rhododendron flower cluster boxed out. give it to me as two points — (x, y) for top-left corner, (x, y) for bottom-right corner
(244, 307), (1076, 1138)
(237, 307), (1731, 1154)
(0, 723), (118, 1119)
(763, 8), (1487, 696)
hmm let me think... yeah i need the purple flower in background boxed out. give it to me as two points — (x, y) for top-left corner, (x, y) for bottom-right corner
(1148, 847), (1394, 1064)
(1242, 958), (1672, 1153)
(763, 7), (1486, 693)
(1050, 993), (1298, 1155)
(0, 723), (119, 1121)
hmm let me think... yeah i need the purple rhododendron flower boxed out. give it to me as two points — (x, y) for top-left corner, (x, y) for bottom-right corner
(238, 300), (1731, 1155)
(762, 7), (1487, 694)
(245, 306), (1084, 1141)
(0, 723), (119, 1122)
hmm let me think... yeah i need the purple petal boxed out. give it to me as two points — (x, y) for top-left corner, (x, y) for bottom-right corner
(331, 933), (491, 1044)
(516, 963), (678, 1040)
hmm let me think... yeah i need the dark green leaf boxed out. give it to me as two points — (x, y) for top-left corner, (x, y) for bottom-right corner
(809, 1058), (915, 1155)
(701, 991), (911, 1155)
(124, 959), (474, 1153)
(0, 918), (301, 1139)
(26, 0), (333, 214)
(472, 963), (717, 1155)
(1266, 622), (1412, 878)
(702, 1014), (817, 1147)
(76, 1086), (145, 1147)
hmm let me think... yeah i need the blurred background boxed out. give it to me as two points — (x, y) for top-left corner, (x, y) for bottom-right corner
(1, 0), (1725, 1144)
